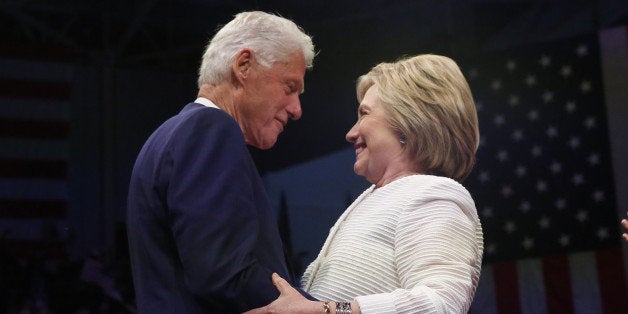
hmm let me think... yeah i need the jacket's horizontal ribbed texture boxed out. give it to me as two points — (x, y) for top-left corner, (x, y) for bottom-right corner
(302, 175), (484, 314)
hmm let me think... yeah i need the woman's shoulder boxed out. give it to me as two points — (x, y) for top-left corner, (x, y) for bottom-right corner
(385, 175), (475, 210)
(386, 174), (468, 195)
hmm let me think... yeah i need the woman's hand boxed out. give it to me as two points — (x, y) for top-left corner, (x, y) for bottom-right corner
(243, 273), (320, 314)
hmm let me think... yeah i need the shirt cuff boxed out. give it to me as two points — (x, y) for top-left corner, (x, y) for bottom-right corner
(355, 293), (396, 314)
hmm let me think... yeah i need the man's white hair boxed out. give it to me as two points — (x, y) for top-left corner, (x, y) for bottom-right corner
(197, 11), (315, 87)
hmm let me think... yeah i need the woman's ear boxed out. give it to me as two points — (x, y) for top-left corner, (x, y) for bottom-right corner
(399, 134), (407, 144)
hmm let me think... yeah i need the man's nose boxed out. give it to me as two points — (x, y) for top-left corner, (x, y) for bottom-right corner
(287, 98), (302, 120)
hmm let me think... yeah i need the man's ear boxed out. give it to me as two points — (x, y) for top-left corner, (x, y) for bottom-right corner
(233, 49), (253, 81)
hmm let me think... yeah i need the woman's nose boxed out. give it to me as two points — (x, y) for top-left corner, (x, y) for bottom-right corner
(345, 123), (358, 143)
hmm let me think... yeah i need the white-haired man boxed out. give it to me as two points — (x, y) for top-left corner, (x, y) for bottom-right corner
(127, 11), (315, 313)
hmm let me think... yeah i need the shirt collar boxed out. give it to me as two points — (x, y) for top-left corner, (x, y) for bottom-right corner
(194, 97), (220, 110)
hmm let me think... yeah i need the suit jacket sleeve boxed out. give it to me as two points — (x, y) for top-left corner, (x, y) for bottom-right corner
(158, 108), (286, 311)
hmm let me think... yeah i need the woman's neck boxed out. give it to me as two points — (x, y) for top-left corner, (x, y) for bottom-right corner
(374, 170), (421, 188)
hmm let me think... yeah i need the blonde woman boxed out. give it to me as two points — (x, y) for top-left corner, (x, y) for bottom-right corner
(248, 54), (484, 314)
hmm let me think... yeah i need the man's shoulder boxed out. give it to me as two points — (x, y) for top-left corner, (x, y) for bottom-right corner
(165, 102), (239, 134)
(180, 102), (232, 122)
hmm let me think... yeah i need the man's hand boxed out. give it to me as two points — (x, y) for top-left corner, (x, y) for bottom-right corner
(622, 212), (628, 242)
(243, 273), (318, 314)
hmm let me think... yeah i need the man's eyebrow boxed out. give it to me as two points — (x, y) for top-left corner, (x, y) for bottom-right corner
(291, 79), (304, 94)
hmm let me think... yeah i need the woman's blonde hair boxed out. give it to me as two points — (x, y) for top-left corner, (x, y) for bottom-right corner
(356, 54), (479, 182)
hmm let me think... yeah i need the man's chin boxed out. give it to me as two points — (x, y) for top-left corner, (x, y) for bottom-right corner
(252, 138), (278, 150)
(258, 143), (276, 150)
(245, 130), (280, 149)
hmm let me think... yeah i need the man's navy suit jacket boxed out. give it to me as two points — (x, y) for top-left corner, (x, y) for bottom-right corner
(127, 103), (292, 313)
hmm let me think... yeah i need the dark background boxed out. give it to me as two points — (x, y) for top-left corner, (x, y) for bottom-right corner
(7, 0), (628, 172)
(2, 0), (628, 313)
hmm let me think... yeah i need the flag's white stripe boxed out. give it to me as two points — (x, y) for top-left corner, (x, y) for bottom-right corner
(471, 250), (611, 313)
(0, 58), (74, 81)
(518, 258), (548, 314)
(569, 251), (603, 314)
(469, 264), (497, 314)
(0, 178), (67, 199)
(0, 139), (69, 159)
(0, 98), (71, 120)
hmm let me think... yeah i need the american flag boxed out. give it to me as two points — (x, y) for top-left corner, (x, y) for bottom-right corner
(463, 27), (628, 313)
(0, 46), (74, 259)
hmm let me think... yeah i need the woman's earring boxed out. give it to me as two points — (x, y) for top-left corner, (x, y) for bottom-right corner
(400, 135), (407, 144)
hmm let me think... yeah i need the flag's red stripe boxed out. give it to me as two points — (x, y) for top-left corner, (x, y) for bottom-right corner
(0, 239), (66, 259)
(542, 254), (574, 314)
(493, 261), (521, 314)
(0, 78), (71, 100)
(0, 158), (67, 179)
(596, 247), (628, 313)
(0, 199), (66, 218)
(0, 118), (69, 139)
(0, 45), (76, 62)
